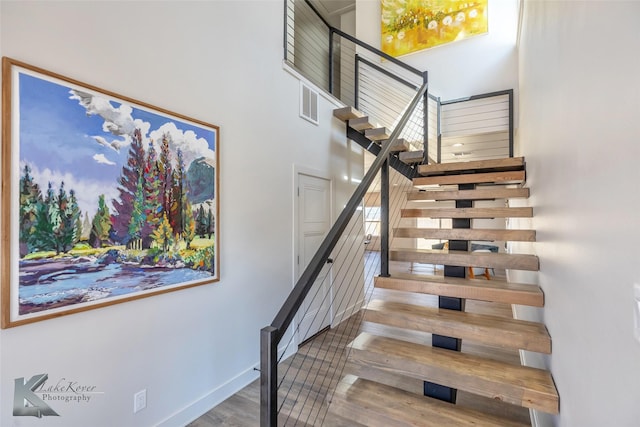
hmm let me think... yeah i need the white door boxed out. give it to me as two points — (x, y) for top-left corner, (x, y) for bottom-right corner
(296, 172), (332, 344)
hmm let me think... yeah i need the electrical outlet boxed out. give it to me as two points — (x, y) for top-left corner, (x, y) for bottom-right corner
(134, 389), (147, 413)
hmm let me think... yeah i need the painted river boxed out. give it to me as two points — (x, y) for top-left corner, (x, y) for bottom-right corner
(18, 257), (213, 315)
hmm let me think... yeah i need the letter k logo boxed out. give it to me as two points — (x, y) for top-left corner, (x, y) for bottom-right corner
(13, 374), (59, 417)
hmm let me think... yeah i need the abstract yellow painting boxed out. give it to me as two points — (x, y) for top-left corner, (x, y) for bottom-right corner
(381, 0), (488, 57)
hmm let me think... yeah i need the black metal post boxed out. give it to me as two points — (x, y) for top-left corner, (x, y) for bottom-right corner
(422, 71), (429, 165)
(354, 54), (360, 110)
(436, 97), (442, 164)
(508, 89), (514, 157)
(380, 157), (390, 277)
(260, 326), (278, 427)
(424, 183), (474, 403)
(283, 0), (288, 61)
(328, 30), (334, 95)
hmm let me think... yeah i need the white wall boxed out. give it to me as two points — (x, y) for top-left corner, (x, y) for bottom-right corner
(355, 0), (519, 101)
(0, 1), (361, 426)
(516, 1), (640, 426)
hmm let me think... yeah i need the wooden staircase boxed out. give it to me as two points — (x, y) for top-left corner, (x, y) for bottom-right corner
(326, 114), (559, 427)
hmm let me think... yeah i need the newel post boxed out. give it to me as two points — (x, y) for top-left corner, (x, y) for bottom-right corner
(380, 157), (390, 277)
(260, 326), (278, 426)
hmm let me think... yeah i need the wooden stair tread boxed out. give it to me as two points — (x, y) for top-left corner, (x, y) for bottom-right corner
(390, 248), (539, 271)
(365, 127), (391, 141)
(418, 157), (525, 176)
(349, 116), (375, 131)
(408, 187), (530, 201)
(401, 207), (533, 219)
(414, 170), (525, 187)
(378, 138), (409, 152)
(375, 273), (544, 307)
(394, 227), (536, 242)
(330, 376), (530, 427)
(333, 106), (364, 121)
(365, 299), (550, 353)
(399, 150), (424, 164)
(348, 333), (559, 414)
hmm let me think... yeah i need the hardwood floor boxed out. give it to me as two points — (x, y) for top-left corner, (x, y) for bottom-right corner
(189, 258), (531, 426)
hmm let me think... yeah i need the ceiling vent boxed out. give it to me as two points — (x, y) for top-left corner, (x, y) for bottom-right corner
(300, 82), (319, 125)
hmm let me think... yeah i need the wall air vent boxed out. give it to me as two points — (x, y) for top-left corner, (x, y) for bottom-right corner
(300, 82), (319, 125)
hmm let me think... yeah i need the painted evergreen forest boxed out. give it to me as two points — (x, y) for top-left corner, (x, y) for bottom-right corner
(14, 70), (218, 316)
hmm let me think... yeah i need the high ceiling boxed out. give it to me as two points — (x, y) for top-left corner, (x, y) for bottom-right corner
(309, 0), (355, 26)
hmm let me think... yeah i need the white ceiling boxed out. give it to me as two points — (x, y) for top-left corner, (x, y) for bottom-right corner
(310, 0), (355, 24)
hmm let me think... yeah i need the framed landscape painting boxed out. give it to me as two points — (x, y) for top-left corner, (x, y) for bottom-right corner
(1, 57), (220, 328)
(381, 0), (489, 57)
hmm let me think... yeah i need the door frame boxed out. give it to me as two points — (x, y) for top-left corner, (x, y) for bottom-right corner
(293, 165), (334, 344)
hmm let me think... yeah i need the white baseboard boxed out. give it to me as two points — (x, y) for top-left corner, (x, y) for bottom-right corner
(157, 343), (292, 427)
(156, 364), (259, 427)
(332, 298), (364, 328)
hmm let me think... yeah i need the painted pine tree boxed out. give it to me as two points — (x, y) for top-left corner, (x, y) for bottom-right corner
(152, 213), (174, 254)
(19, 164), (43, 256)
(112, 128), (145, 245)
(183, 201), (196, 249)
(158, 133), (174, 230)
(141, 142), (162, 248)
(90, 195), (112, 248)
(171, 148), (187, 236)
(30, 183), (58, 253)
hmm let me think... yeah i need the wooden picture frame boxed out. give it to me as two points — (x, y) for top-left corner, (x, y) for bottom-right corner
(1, 57), (220, 328)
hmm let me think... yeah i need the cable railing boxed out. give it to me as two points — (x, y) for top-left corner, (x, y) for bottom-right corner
(284, 0), (513, 167)
(261, 79), (428, 426)
(261, 2), (516, 425)
(284, 0), (432, 167)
